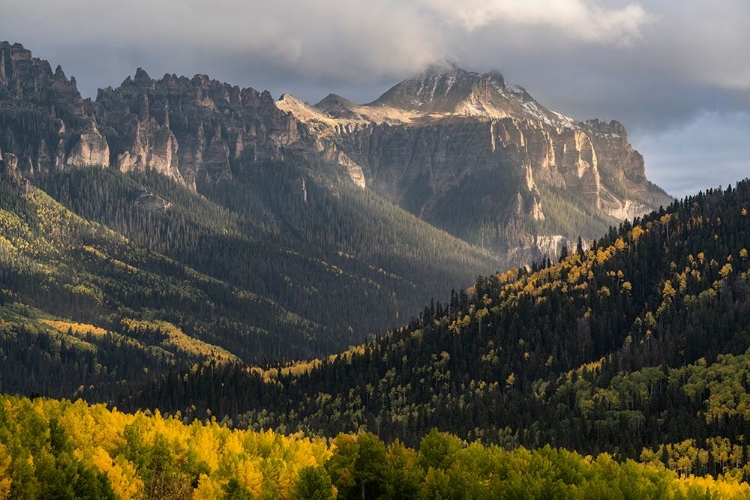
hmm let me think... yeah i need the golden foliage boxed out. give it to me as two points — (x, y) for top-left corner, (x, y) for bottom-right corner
(41, 319), (108, 338)
(121, 319), (240, 364)
(0, 443), (11, 500)
(0, 396), (332, 499)
(4, 395), (750, 499)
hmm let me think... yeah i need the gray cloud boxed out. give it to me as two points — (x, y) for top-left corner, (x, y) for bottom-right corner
(2, 0), (749, 196)
(417, 0), (654, 43)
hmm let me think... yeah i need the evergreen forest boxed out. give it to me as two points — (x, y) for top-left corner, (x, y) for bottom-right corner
(5, 39), (750, 498)
(119, 180), (750, 481)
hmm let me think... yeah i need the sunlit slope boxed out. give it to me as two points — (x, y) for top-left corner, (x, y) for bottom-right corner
(35, 166), (498, 355)
(0, 173), (324, 398)
(1, 394), (749, 499)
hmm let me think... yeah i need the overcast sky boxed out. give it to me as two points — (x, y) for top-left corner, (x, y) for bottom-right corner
(3, 0), (748, 198)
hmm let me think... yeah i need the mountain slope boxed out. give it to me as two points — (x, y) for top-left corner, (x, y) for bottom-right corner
(0, 160), (498, 376)
(0, 172), (333, 399)
(2, 41), (670, 270)
(279, 65), (672, 264)
(0, 42), (500, 365)
(129, 179), (750, 468)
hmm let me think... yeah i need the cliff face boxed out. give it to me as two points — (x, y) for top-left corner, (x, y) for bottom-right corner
(95, 70), (310, 190)
(279, 65), (672, 261)
(0, 42), (338, 192)
(0, 44), (671, 264)
(0, 41), (107, 174)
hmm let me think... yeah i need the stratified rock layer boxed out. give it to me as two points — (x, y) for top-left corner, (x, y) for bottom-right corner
(279, 64), (672, 260)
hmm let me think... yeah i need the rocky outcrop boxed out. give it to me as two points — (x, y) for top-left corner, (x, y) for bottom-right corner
(65, 120), (110, 168)
(95, 71), (316, 190)
(0, 43), (330, 191)
(134, 189), (172, 212)
(582, 119), (669, 218)
(0, 150), (21, 179)
(280, 65), (672, 260)
(0, 42), (672, 265)
(275, 93), (367, 188)
(0, 41), (103, 174)
(0, 42), (84, 116)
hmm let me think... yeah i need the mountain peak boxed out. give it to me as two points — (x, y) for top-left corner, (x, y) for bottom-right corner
(371, 64), (484, 113)
(134, 67), (152, 84)
(315, 93), (359, 118)
(370, 64), (516, 117)
(421, 61), (464, 76)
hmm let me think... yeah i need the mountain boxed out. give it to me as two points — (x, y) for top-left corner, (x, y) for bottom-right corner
(1, 41), (683, 424)
(279, 64), (672, 263)
(0, 170), (330, 399)
(4, 40), (750, 497)
(0, 41), (363, 192)
(129, 179), (750, 472)
(0, 42), (499, 372)
(2, 42), (669, 267)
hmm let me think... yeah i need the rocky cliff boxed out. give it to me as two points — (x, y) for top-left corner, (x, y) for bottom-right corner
(95, 69), (314, 190)
(0, 43), (671, 265)
(278, 64), (672, 261)
(0, 41), (104, 174)
(0, 42), (352, 192)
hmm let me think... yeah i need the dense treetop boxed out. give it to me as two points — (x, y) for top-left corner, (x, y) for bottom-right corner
(3, 394), (750, 500)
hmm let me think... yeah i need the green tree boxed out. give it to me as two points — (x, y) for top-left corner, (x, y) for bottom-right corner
(418, 429), (462, 471)
(292, 466), (334, 500)
(223, 478), (254, 500)
(381, 440), (423, 500)
(354, 432), (387, 500)
(326, 434), (359, 499)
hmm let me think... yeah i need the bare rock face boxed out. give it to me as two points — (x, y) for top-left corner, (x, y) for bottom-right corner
(1, 151), (21, 178)
(95, 71), (311, 191)
(134, 189), (172, 212)
(280, 65), (672, 260)
(200, 125), (231, 184)
(0, 42), (84, 114)
(582, 119), (669, 219)
(0, 41), (108, 174)
(0, 43), (672, 265)
(0, 44), (317, 191)
(65, 120), (110, 168)
(98, 69), (185, 185)
(276, 93), (366, 188)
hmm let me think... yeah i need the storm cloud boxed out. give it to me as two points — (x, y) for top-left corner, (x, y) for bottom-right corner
(2, 0), (748, 197)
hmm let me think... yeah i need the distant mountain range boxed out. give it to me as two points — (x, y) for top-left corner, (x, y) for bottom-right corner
(1, 43), (670, 261)
(1, 41), (669, 380)
(0, 41), (500, 367)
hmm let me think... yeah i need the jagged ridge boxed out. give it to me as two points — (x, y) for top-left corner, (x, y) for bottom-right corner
(0, 41), (670, 268)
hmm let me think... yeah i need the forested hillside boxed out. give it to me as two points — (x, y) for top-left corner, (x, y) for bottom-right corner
(35, 162), (497, 349)
(0, 172), (316, 399)
(5, 39), (750, 498)
(127, 179), (750, 478)
(2, 394), (749, 500)
(0, 161), (499, 397)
